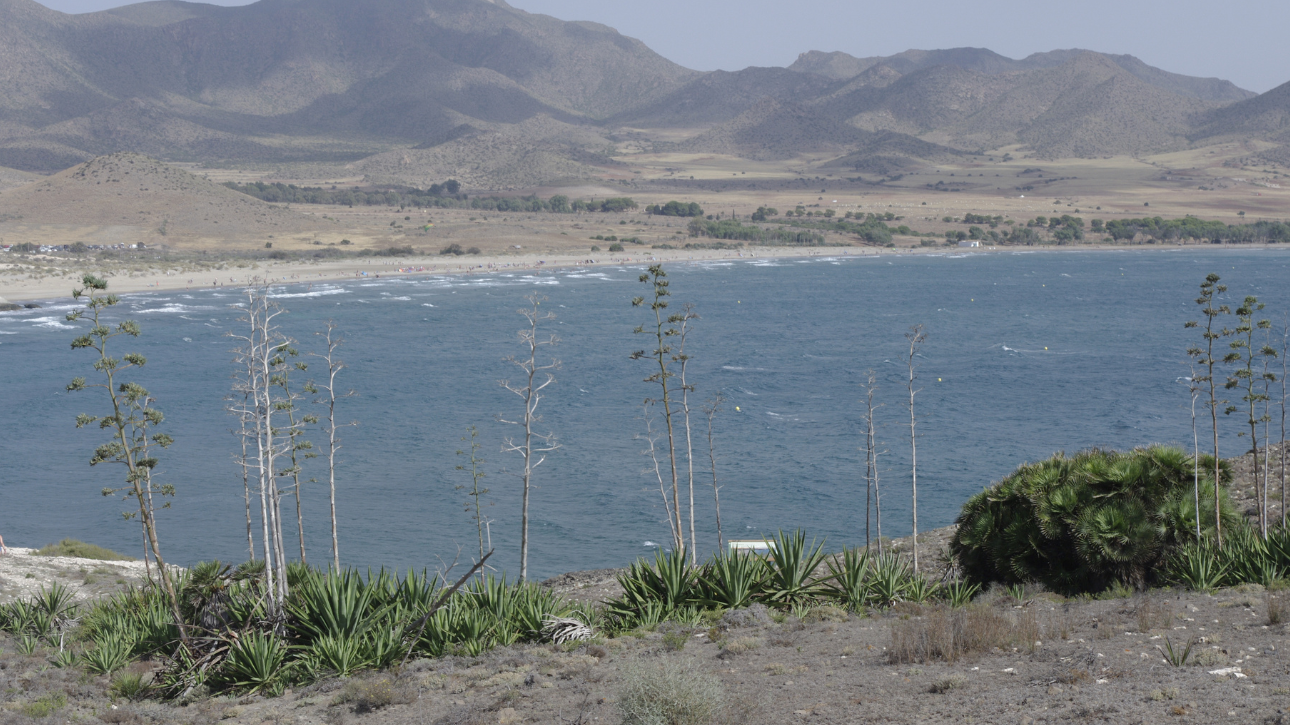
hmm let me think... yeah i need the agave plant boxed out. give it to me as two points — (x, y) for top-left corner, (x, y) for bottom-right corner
(287, 569), (379, 643)
(698, 551), (764, 610)
(50, 647), (79, 669)
(759, 530), (830, 605)
(604, 548), (700, 624)
(362, 622), (407, 670)
(1220, 525), (1284, 587)
(306, 633), (368, 677)
(823, 547), (871, 611)
(867, 553), (913, 608)
(1167, 543), (1228, 591)
(508, 583), (565, 640)
(941, 579), (981, 607)
(904, 577), (939, 604)
(222, 631), (287, 693)
(82, 634), (134, 675)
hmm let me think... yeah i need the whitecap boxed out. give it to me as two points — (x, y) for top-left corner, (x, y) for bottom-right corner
(135, 304), (195, 314)
(388, 296), (411, 301)
(29, 317), (74, 329)
(269, 288), (349, 299)
(421, 303), (435, 307)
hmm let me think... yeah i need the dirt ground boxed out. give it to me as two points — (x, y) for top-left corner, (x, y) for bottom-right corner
(3, 585), (1286, 725)
(0, 548), (149, 606)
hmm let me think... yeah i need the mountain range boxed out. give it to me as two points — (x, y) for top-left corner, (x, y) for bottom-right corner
(0, 0), (1286, 184)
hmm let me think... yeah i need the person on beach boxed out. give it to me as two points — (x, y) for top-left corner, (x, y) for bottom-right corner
(0, 533), (7, 555)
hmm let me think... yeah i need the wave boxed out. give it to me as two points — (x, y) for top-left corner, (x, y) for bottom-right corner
(387, 296), (411, 301)
(135, 304), (208, 314)
(269, 288), (349, 299)
(29, 317), (75, 329)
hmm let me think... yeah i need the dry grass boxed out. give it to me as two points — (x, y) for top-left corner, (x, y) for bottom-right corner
(1134, 597), (1175, 633)
(333, 675), (418, 713)
(1268, 594), (1284, 626)
(618, 658), (724, 725)
(888, 605), (1046, 664)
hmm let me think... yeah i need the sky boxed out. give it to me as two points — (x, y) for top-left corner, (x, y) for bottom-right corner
(32, 0), (1289, 93)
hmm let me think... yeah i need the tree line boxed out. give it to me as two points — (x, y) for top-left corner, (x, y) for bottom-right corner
(225, 181), (638, 214)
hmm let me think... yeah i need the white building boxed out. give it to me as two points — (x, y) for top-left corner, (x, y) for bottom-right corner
(958, 240), (980, 247)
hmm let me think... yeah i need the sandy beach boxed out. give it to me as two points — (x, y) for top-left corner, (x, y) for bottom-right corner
(2, 241), (1268, 304)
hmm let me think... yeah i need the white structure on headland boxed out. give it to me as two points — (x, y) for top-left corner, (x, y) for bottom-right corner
(958, 240), (980, 247)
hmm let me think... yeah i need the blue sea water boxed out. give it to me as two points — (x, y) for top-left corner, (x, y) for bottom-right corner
(3, 249), (1290, 579)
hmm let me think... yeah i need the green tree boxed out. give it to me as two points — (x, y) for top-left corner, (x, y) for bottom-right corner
(65, 274), (186, 643)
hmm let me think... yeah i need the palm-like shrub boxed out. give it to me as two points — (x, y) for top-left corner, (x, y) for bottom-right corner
(951, 446), (1236, 593)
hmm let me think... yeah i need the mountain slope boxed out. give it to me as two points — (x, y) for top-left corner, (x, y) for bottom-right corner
(0, 0), (694, 170)
(822, 53), (1213, 157)
(1192, 79), (1290, 142)
(789, 47), (1254, 103)
(607, 67), (840, 127)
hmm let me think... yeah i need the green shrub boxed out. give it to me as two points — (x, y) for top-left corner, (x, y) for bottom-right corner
(951, 446), (1235, 593)
(35, 539), (133, 561)
(662, 629), (689, 651)
(21, 692), (67, 718)
(618, 659), (724, 725)
(109, 671), (149, 700)
(82, 634), (134, 675)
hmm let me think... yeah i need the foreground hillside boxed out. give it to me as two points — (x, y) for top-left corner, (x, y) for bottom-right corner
(1, 582), (1284, 724)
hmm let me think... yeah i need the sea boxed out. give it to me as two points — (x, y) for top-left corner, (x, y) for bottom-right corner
(3, 248), (1289, 580)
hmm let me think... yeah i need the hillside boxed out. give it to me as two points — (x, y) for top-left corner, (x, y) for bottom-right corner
(608, 67), (840, 127)
(350, 115), (615, 189)
(1193, 79), (1290, 143)
(671, 100), (869, 160)
(0, 0), (694, 170)
(789, 46), (1255, 103)
(0, 152), (314, 238)
(824, 53), (1214, 157)
(0, 0), (1281, 185)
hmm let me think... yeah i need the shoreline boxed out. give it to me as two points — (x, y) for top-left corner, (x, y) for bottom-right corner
(2, 241), (1287, 304)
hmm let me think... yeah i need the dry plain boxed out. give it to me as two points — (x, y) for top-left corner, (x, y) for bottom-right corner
(0, 144), (1286, 303)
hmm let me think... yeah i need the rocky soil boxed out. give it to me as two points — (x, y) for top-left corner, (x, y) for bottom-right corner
(4, 585), (1287, 724)
(0, 548), (149, 606)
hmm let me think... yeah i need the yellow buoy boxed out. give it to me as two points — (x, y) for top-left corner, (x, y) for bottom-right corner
(735, 406), (741, 412)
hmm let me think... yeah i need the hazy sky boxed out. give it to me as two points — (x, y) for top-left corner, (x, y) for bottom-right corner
(33, 0), (1289, 93)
